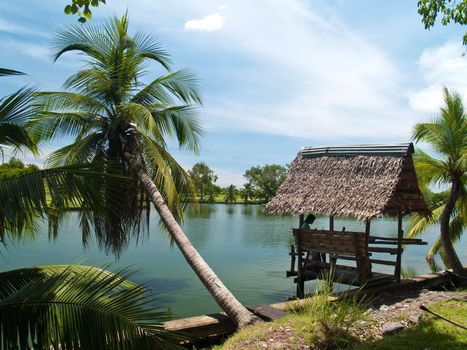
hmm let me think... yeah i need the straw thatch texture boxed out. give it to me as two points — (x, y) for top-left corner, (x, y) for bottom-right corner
(265, 152), (429, 220)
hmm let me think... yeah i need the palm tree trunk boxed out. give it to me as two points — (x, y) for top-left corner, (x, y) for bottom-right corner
(123, 152), (258, 327)
(440, 178), (464, 274)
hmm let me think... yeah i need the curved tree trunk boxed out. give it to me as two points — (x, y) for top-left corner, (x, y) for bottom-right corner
(440, 178), (464, 275)
(123, 152), (258, 327)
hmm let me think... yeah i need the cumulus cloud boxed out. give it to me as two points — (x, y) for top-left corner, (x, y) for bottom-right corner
(184, 14), (225, 32)
(408, 41), (467, 113)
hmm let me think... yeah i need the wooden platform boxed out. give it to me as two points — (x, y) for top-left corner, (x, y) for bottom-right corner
(299, 265), (394, 287)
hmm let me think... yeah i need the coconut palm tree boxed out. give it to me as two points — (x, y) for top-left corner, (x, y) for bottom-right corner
(32, 15), (256, 326)
(411, 87), (466, 274)
(0, 69), (179, 349)
(407, 187), (465, 270)
(224, 184), (237, 203)
(241, 182), (254, 203)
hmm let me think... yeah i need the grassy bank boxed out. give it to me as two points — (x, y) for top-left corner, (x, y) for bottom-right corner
(355, 297), (466, 350)
(214, 289), (466, 350)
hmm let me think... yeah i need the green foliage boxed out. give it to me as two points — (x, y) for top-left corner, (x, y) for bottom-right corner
(0, 162), (129, 244)
(0, 157), (39, 180)
(418, 0), (467, 45)
(0, 69), (38, 156)
(0, 264), (181, 349)
(64, 0), (107, 23)
(244, 164), (287, 202)
(188, 162), (218, 200)
(224, 184), (237, 203)
(31, 15), (201, 254)
(407, 187), (465, 268)
(410, 87), (466, 270)
(239, 182), (254, 203)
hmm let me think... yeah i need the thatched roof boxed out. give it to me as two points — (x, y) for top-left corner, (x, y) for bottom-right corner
(265, 143), (429, 220)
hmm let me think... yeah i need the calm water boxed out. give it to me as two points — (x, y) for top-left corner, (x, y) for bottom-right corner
(1, 204), (466, 319)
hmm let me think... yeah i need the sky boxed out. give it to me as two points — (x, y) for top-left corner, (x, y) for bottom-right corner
(1, 0), (466, 186)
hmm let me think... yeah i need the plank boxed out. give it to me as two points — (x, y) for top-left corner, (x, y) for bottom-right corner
(249, 305), (288, 321)
(370, 258), (397, 266)
(368, 247), (398, 254)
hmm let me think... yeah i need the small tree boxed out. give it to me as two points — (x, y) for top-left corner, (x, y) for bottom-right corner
(188, 162), (218, 201)
(244, 164), (287, 202)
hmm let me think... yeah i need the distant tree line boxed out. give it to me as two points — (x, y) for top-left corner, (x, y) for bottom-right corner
(188, 162), (288, 204)
(0, 157), (39, 180)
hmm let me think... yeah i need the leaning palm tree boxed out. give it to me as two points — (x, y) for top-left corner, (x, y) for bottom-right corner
(0, 69), (180, 348)
(33, 15), (256, 326)
(407, 187), (465, 269)
(411, 87), (466, 274)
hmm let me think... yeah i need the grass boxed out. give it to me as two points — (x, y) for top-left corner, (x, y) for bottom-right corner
(214, 282), (466, 350)
(355, 297), (467, 350)
(215, 278), (369, 350)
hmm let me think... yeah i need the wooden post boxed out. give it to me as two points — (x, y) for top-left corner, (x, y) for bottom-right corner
(394, 213), (404, 282)
(327, 215), (335, 282)
(296, 214), (305, 298)
(364, 218), (372, 276)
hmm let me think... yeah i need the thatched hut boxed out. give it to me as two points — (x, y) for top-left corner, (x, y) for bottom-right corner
(265, 143), (429, 296)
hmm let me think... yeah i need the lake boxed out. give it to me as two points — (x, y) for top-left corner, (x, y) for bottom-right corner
(1, 204), (465, 319)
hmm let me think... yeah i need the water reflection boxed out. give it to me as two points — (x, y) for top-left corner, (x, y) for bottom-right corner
(226, 205), (236, 216)
(241, 205), (253, 216)
(185, 203), (217, 219)
(0, 204), (465, 318)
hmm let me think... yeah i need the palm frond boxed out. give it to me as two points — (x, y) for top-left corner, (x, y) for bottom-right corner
(0, 264), (183, 349)
(0, 163), (128, 243)
(0, 68), (25, 77)
(150, 105), (203, 153)
(0, 87), (37, 154)
(413, 149), (447, 188)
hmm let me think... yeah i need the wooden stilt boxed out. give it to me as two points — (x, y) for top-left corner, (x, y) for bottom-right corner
(296, 214), (305, 298)
(394, 213), (404, 282)
(365, 219), (372, 276)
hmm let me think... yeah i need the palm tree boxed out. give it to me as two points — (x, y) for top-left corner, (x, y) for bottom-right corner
(224, 184), (237, 203)
(242, 182), (254, 203)
(0, 69), (179, 348)
(407, 187), (465, 270)
(0, 69), (37, 158)
(33, 15), (256, 326)
(411, 87), (466, 275)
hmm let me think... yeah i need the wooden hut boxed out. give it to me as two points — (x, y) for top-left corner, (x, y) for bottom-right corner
(265, 143), (429, 297)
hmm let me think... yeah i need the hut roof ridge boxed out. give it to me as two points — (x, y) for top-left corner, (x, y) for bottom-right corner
(301, 142), (414, 158)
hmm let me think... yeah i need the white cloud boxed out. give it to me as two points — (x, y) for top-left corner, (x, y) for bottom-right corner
(0, 17), (49, 38)
(184, 14), (225, 32)
(409, 41), (467, 113)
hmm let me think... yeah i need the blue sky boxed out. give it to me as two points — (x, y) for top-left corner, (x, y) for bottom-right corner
(1, 0), (466, 186)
